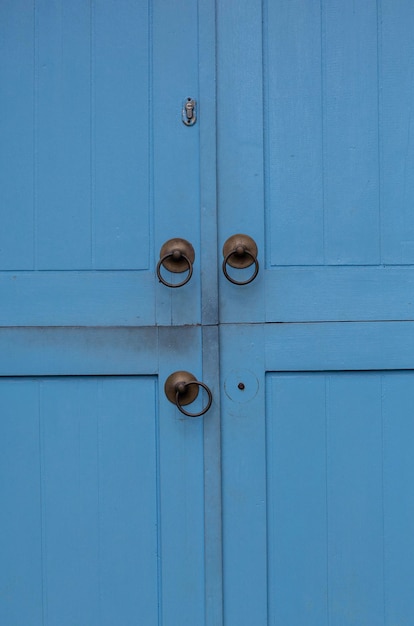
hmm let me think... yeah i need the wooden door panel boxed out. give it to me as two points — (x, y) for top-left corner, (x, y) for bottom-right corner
(0, 325), (221, 626)
(221, 323), (414, 625)
(0, 0), (222, 623)
(265, 371), (414, 625)
(217, 0), (414, 323)
(0, 376), (160, 625)
(1, 0), (150, 272)
(0, 0), (209, 326)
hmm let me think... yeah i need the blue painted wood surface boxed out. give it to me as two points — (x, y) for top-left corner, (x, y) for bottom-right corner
(221, 324), (414, 625)
(2, 0), (414, 625)
(0, 0), (208, 326)
(0, 326), (218, 625)
(216, 4), (414, 619)
(218, 0), (414, 323)
(0, 0), (222, 619)
(0, 376), (160, 625)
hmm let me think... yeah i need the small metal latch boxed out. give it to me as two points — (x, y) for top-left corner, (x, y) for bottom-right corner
(182, 98), (197, 126)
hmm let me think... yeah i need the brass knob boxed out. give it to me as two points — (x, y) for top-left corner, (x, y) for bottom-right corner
(164, 371), (212, 417)
(222, 234), (259, 285)
(157, 238), (195, 288)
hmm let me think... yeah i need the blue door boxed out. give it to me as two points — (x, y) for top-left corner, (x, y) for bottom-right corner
(2, 1), (414, 625)
(0, 1), (220, 624)
(218, 1), (414, 625)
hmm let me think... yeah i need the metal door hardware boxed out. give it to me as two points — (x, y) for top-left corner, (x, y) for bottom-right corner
(222, 234), (259, 285)
(157, 238), (195, 288)
(164, 371), (212, 417)
(182, 98), (197, 126)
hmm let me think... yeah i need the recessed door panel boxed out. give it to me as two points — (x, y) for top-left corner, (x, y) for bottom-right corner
(265, 371), (414, 625)
(0, 376), (160, 625)
(266, 372), (387, 625)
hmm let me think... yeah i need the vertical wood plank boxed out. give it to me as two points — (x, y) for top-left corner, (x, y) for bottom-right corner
(93, 0), (150, 270)
(36, 0), (92, 269)
(382, 372), (414, 624)
(220, 324), (267, 625)
(153, 0), (201, 325)
(327, 374), (384, 624)
(158, 327), (206, 625)
(267, 374), (328, 624)
(0, 1), (34, 269)
(40, 377), (159, 625)
(323, 0), (380, 264)
(97, 377), (159, 625)
(380, 0), (414, 264)
(266, 0), (324, 266)
(0, 380), (43, 625)
(199, 0), (219, 325)
(216, 0), (265, 323)
(40, 378), (100, 625)
(202, 325), (223, 626)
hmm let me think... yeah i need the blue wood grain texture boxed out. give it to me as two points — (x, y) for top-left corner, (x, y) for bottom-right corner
(0, 381), (43, 625)
(0, 271), (155, 326)
(220, 324), (267, 625)
(35, 0), (149, 270)
(199, 0), (219, 325)
(268, 0), (379, 265)
(264, 321), (414, 371)
(4, 321), (414, 378)
(0, 377), (159, 626)
(382, 373), (414, 625)
(265, 0), (324, 266)
(0, 0), (34, 269)
(93, 0), (150, 270)
(157, 326), (206, 626)
(202, 325), (223, 625)
(265, 0), (379, 265)
(265, 266), (414, 322)
(153, 0), (201, 326)
(216, 0), (266, 323)
(218, 0), (414, 323)
(36, 0), (92, 270)
(380, 1), (414, 264)
(267, 373), (386, 624)
(0, 327), (159, 376)
(326, 374), (384, 624)
(0, 0), (208, 326)
(0, 325), (217, 624)
(322, 0), (380, 264)
(221, 324), (414, 626)
(266, 374), (328, 625)
(41, 377), (159, 625)
(3, 2), (414, 625)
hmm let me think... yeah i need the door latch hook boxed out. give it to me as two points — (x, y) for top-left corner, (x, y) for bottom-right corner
(182, 98), (197, 126)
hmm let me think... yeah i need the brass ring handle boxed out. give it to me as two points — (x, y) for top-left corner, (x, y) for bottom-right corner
(164, 371), (213, 417)
(222, 234), (259, 285)
(157, 251), (193, 288)
(222, 248), (259, 285)
(157, 238), (195, 288)
(175, 381), (212, 417)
